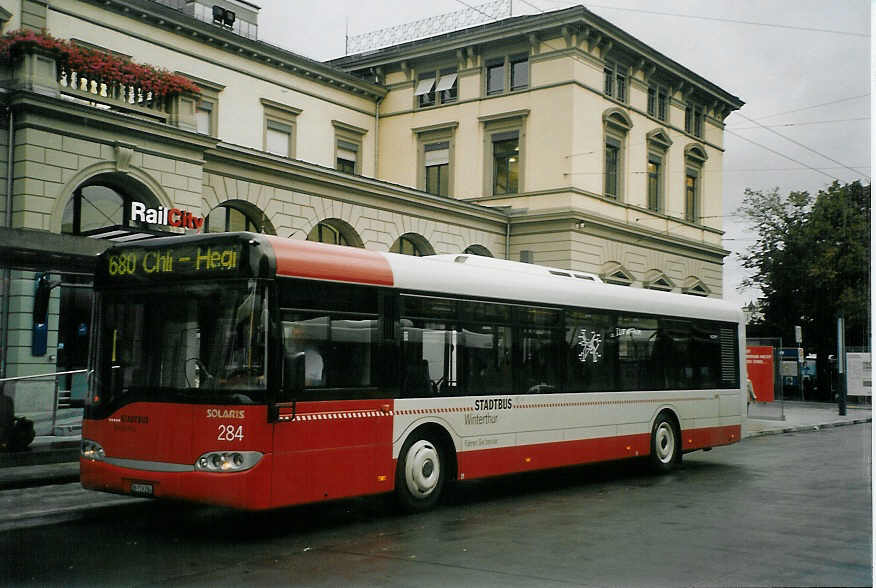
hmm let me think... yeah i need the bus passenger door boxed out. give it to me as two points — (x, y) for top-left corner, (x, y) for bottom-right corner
(271, 313), (392, 507)
(272, 398), (391, 507)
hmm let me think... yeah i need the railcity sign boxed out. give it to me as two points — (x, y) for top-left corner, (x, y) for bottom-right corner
(130, 202), (205, 230)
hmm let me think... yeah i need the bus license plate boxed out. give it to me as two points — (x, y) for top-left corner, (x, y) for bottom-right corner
(130, 483), (153, 497)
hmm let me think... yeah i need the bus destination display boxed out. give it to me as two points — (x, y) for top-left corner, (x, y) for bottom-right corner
(106, 244), (243, 278)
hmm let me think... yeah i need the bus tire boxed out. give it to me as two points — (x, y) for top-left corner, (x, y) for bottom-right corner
(649, 413), (681, 473)
(395, 433), (445, 512)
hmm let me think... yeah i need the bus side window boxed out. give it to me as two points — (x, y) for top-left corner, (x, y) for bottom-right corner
(401, 320), (456, 397)
(518, 327), (563, 394)
(282, 315), (329, 388)
(515, 307), (563, 395)
(282, 311), (379, 397)
(460, 325), (512, 396)
(566, 310), (616, 393)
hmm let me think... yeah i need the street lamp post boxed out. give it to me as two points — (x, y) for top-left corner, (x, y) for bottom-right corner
(837, 315), (847, 415)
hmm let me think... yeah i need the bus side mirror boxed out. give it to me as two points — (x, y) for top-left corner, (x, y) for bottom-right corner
(282, 352), (305, 400)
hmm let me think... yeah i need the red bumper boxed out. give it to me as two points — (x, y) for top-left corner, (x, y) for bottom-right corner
(80, 453), (274, 510)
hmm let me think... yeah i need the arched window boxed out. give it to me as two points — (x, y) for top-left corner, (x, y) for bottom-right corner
(61, 184), (146, 235)
(205, 201), (274, 234)
(308, 222), (350, 246)
(306, 219), (363, 247)
(391, 235), (423, 256)
(463, 244), (493, 257)
(391, 233), (433, 257)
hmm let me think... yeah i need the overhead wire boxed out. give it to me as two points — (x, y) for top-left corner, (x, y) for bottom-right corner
(723, 128), (841, 182)
(576, 2), (869, 38)
(739, 94), (870, 121)
(727, 117), (870, 130)
(731, 112), (870, 181)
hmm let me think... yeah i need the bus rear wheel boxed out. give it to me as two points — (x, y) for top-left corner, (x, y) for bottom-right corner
(395, 434), (445, 512)
(649, 413), (681, 472)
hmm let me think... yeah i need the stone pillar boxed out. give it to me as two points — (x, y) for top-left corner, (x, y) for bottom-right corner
(5, 48), (61, 98)
(168, 90), (199, 132)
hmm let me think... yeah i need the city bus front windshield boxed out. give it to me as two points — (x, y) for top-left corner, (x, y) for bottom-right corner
(90, 280), (267, 410)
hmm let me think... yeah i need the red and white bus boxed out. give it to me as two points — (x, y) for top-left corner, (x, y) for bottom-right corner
(81, 232), (744, 511)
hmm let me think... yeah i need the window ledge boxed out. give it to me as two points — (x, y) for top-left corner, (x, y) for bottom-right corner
(332, 120), (368, 135)
(478, 109), (531, 124)
(412, 121), (459, 134)
(416, 99), (459, 111)
(260, 98), (302, 117)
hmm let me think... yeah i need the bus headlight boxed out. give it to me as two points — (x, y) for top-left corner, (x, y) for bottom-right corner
(81, 440), (106, 461)
(195, 451), (262, 473)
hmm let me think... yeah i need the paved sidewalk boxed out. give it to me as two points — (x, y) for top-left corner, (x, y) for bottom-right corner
(744, 400), (871, 438)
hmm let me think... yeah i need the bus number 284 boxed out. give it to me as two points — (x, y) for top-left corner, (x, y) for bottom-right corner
(217, 424), (244, 442)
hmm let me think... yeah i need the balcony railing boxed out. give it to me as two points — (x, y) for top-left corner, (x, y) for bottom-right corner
(58, 63), (170, 122)
(4, 45), (199, 131)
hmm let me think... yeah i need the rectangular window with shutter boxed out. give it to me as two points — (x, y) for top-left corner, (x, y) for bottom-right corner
(266, 120), (292, 157)
(336, 139), (358, 174)
(424, 141), (450, 196)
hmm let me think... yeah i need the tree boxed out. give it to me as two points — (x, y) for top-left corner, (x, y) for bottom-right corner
(738, 181), (870, 400)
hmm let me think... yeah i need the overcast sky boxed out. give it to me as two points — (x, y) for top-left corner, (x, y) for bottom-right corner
(254, 0), (871, 307)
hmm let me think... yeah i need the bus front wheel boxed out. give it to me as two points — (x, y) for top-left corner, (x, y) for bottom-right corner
(649, 413), (681, 472)
(395, 434), (445, 512)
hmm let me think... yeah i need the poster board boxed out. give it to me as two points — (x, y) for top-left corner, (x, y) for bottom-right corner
(746, 346), (775, 402)
(847, 352), (872, 397)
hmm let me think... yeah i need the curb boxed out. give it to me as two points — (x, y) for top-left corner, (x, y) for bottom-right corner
(0, 495), (145, 532)
(0, 446), (79, 468)
(745, 417), (872, 439)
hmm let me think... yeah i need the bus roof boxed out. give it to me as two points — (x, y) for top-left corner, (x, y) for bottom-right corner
(96, 233), (740, 323)
(381, 250), (741, 324)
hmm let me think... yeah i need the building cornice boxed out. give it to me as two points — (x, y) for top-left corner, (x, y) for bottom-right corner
(9, 92), (218, 157)
(331, 5), (743, 112)
(509, 207), (730, 261)
(466, 185), (725, 237)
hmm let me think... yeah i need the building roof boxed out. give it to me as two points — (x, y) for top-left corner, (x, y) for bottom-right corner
(330, 5), (744, 111)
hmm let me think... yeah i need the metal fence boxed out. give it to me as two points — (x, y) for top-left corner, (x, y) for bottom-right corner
(0, 369), (87, 436)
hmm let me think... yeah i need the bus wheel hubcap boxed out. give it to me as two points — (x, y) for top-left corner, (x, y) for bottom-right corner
(405, 440), (440, 498)
(655, 422), (675, 464)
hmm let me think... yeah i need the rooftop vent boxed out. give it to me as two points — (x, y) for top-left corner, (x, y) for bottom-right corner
(152, 0), (259, 40)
